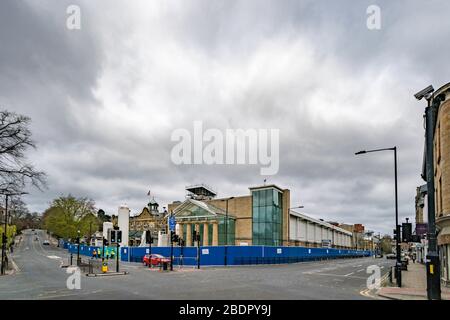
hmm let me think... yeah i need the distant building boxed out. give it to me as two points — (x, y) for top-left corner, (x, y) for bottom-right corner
(338, 223), (366, 250)
(129, 199), (167, 246)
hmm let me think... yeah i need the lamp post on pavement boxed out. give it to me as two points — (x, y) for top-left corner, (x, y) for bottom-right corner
(76, 230), (81, 266)
(1, 191), (28, 275)
(414, 84), (442, 300)
(355, 147), (402, 287)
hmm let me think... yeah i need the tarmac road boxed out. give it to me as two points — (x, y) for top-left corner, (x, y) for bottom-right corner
(0, 229), (394, 300)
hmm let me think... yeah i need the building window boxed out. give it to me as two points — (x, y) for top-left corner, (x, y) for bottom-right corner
(218, 217), (235, 245)
(252, 188), (283, 246)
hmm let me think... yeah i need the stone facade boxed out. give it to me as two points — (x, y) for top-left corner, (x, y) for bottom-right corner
(168, 184), (354, 248)
(431, 82), (450, 286)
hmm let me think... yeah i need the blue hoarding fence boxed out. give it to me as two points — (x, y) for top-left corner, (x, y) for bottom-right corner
(66, 244), (371, 266)
(120, 245), (371, 266)
(67, 244), (118, 257)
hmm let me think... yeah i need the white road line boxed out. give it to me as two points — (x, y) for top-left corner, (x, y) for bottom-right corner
(344, 272), (354, 277)
(357, 269), (364, 272)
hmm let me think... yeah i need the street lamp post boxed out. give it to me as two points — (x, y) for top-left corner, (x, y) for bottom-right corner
(76, 230), (81, 266)
(1, 191), (28, 275)
(355, 147), (402, 287)
(415, 85), (442, 300)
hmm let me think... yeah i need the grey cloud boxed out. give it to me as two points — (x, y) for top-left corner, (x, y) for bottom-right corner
(1, 0), (449, 235)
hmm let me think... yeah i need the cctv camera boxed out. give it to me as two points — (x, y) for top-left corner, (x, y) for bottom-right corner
(414, 85), (434, 100)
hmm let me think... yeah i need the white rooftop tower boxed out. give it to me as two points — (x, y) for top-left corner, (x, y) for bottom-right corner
(118, 204), (130, 247)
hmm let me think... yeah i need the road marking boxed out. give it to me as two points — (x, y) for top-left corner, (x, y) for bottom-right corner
(303, 272), (366, 279)
(344, 272), (354, 277)
(357, 269), (364, 272)
(47, 255), (62, 260)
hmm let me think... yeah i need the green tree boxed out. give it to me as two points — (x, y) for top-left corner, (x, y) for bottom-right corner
(0, 110), (46, 193)
(43, 195), (99, 240)
(0, 224), (16, 247)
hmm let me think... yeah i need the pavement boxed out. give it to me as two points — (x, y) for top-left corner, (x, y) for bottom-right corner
(377, 261), (450, 300)
(0, 229), (395, 300)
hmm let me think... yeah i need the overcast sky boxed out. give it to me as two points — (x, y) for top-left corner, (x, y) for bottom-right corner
(1, 0), (449, 235)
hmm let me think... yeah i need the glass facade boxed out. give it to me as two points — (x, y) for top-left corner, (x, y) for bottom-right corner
(252, 188), (283, 246)
(218, 216), (235, 246)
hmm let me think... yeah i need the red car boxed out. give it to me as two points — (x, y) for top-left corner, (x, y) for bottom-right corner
(143, 254), (170, 266)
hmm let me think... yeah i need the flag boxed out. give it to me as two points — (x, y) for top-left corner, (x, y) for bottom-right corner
(147, 190), (151, 196)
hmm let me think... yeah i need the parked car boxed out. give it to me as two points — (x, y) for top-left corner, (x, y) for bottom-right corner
(143, 254), (170, 266)
(386, 253), (396, 259)
(42, 240), (50, 245)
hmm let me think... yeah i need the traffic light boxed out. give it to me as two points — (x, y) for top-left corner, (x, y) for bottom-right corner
(171, 232), (179, 243)
(192, 230), (200, 242)
(116, 230), (122, 243)
(146, 231), (153, 244)
(402, 222), (412, 243)
(393, 228), (398, 241)
(110, 229), (116, 243)
(103, 238), (109, 246)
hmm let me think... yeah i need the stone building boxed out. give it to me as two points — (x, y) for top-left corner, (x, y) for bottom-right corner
(338, 223), (366, 249)
(112, 199), (167, 246)
(167, 184), (353, 249)
(431, 82), (450, 286)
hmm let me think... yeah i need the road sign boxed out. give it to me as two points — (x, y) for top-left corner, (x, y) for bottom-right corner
(169, 216), (176, 232)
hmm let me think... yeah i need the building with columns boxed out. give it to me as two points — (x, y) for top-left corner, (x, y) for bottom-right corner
(167, 184), (353, 249)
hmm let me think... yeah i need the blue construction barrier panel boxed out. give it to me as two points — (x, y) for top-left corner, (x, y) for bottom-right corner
(66, 243), (371, 266)
(67, 244), (118, 258)
(118, 245), (372, 266)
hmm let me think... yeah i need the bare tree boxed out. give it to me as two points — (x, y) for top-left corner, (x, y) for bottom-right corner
(0, 110), (46, 193)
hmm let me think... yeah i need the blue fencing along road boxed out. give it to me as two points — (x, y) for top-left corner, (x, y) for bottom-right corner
(66, 244), (371, 266)
(67, 244), (118, 258)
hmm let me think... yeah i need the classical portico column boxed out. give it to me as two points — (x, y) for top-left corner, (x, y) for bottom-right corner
(212, 222), (219, 246)
(194, 224), (200, 246)
(186, 223), (192, 247)
(177, 222), (184, 238)
(203, 223), (209, 246)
